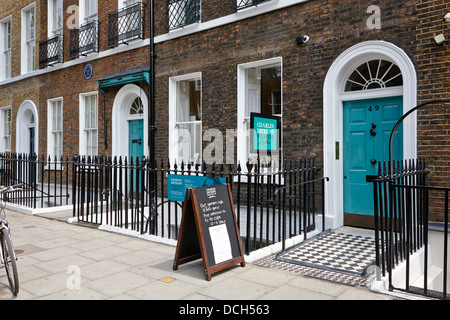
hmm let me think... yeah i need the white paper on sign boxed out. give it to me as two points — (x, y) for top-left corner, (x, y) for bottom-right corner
(209, 224), (233, 264)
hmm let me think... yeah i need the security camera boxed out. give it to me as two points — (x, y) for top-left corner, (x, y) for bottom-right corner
(296, 35), (310, 44)
(444, 13), (450, 23)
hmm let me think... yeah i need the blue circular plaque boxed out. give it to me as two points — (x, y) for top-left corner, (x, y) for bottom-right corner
(84, 63), (93, 80)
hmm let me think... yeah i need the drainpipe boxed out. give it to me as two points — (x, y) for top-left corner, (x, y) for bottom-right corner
(148, 0), (157, 234)
(149, 0), (156, 169)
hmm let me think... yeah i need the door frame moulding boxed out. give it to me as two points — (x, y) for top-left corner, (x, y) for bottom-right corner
(111, 84), (148, 159)
(323, 40), (417, 229)
(16, 99), (39, 155)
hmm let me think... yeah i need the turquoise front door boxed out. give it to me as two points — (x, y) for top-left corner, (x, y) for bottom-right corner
(129, 119), (144, 191)
(343, 96), (403, 225)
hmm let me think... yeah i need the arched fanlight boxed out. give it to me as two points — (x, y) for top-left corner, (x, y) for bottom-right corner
(345, 60), (403, 92)
(129, 97), (144, 115)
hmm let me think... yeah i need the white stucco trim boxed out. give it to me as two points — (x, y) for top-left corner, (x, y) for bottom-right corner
(323, 40), (417, 229)
(111, 84), (148, 159)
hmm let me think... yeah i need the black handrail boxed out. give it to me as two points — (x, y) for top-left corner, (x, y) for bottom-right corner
(389, 100), (450, 179)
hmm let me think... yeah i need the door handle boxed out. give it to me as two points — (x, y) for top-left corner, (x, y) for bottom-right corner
(370, 159), (377, 165)
(370, 123), (377, 136)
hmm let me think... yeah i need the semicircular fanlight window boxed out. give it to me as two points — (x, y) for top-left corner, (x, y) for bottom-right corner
(129, 97), (144, 115)
(345, 60), (403, 92)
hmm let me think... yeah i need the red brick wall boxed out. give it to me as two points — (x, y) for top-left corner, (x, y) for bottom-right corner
(153, 0), (419, 163)
(38, 46), (150, 158)
(415, 0), (450, 221)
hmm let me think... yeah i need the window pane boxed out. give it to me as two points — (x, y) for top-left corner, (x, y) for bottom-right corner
(27, 9), (35, 41)
(86, 0), (98, 16)
(176, 80), (201, 122)
(4, 21), (11, 49)
(129, 97), (143, 115)
(57, 0), (63, 29)
(84, 95), (98, 156)
(260, 66), (281, 115)
(174, 77), (202, 164)
(345, 60), (403, 91)
(4, 136), (11, 151)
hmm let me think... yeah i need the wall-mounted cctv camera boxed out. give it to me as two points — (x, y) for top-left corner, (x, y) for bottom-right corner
(296, 35), (310, 44)
(444, 13), (450, 23)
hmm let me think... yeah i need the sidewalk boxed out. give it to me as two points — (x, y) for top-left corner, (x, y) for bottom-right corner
(0, 209), (395, 302)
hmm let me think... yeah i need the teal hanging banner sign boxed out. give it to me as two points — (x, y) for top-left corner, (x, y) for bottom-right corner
(167, 174), (227, 202)
(250, 112), (281, 154)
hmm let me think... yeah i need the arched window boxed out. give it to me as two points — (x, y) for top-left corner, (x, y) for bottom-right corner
(129, 97), (144, 115)
(345, 59), (403, 92)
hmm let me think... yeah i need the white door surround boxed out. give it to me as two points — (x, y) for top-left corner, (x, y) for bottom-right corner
(323, 40), (417, 229)
(16, 99), (38, 155)
(111, 84), (148, 159)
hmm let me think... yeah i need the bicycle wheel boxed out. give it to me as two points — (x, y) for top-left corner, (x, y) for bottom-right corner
(1, 230), (19, 295)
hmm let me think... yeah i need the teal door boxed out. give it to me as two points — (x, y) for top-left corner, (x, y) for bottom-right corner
(343, 96), (403, 221)
(129, 119), (144, 191)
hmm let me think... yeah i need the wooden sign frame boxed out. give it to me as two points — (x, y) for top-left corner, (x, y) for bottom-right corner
(173, 183), (245, 281)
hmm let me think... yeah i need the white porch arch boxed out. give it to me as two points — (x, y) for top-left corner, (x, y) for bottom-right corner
(323, 40), (417, 229)
(16, 100), (38, 155)
(111, 84), (148, 159)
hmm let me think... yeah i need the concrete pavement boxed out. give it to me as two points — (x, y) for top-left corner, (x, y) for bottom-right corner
(0, 209), (395, 302)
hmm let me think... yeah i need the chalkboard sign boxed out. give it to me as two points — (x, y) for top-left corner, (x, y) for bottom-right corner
(173, 183), (245, 281)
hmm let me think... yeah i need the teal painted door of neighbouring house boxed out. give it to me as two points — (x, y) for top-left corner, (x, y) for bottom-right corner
(129, 119), (144, 192)
(343, 96), (403, 225)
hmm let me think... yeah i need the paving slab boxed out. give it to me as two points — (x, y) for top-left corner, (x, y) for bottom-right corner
(0, 209), (398, 303)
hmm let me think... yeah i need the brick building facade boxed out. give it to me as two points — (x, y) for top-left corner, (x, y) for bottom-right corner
(0, 0), (448, 227)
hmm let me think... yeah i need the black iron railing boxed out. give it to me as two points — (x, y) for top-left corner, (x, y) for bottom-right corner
(167, 0), (200, 31)
(69, 20), (99, 59)
(72, 155), (325, 254)
(373, 160), (428, 276)
(235, 0), (272, 11)
(273, 176), (329, 251)
(0, 153), (70, 209)
(373, 159), (450, 299)
(39, 35), (63, 69)
(108, 3), (144, 48)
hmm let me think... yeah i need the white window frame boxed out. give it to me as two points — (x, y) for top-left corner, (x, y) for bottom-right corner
(79, 92), (98, 157)
(0, 17), (12, 80)
(119, 0), (140, 10)
(169, 72), (202, 165)
(47, 97), (63, 160)
(21, 3), (36, 74)
(79, 0), (98, 23)
(237, 57), (283, 171)
(48, 0), (63, 37)
(0, 106), (12, 152)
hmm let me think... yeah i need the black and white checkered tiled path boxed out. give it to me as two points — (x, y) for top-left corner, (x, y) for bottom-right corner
(254, 230), (377, 287)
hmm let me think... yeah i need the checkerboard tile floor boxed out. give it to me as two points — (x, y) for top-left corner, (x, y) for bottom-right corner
(254, 230), (377, 287)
